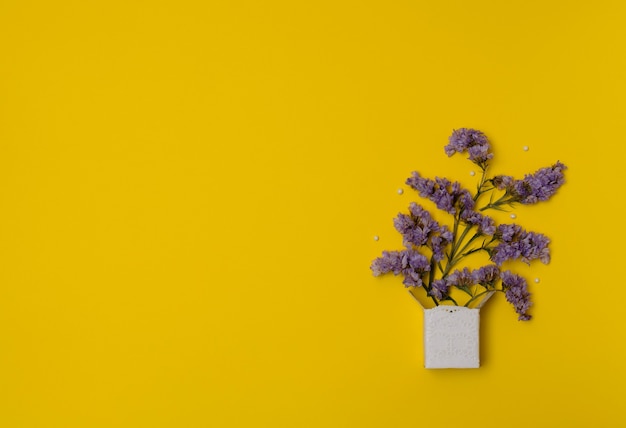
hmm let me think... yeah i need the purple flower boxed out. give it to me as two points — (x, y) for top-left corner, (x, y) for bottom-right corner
(446, 267), (475, 288)
(430, 226), (453, 262)
(392, 203), (453, 262)
(406, 172), (435, 198)
(477, 215), (496, 236)
(460, 209), (496, 236)
(371, 251), (404, 276)
(371, 249), (430, 288)
(445, 128), (493, 166)
(501, 270), (532, 321)
(493, 162), (567, 205)
(406, 172), (469, 215)
(429, 279), (450, 300)
(492, 175), (514, 190)
(491, 224), (550, 266)
(471, 265), (500, 287)
(394, 203), (441, 247)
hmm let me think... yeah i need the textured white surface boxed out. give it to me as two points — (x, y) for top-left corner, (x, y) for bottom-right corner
(423, 306), (480, 369)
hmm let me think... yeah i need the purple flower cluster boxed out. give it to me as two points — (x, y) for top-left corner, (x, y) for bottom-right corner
(492, 162), (567, 205)
(406, 173), (465, 215)
(491, 224), (550, 266)
(430, 227), (453, 262)
(501, 270), (532, 321)
(446, 267), (474, 288)
(394, 203), (440, 247)
(445, 128), (493, 167)
(393, 203), (453, 262)
(429, 279), (449, 300)
(407, 172), (496, 236)
(428, 265), (502, 301)
(371, 250), (430, 287)
(460, 209), (496, 236)
(471, 265), (500, 287)
(371, 128), (564, 321)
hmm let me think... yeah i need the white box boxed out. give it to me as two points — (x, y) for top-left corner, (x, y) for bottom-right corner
(423, 306), (480, 369)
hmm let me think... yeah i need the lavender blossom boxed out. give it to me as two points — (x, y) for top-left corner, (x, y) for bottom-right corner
(493, 162), (567, 205)
(406, 172), (468, 215)
(371, 250), (404, 276)
(455, 189), (496, 235)
(477, 215), (496, 236)
(370, 249), (430, 288)
(491, 224), (550, 266)
(394, 203), (441, 247)
(460, 209), (496, 236)
(501, 270), (532, 321)
(429, 279), (450, 300)
(471, 265), (500, 287)
(491, 175), (514, 190)
(430, 226), (453, 262)
(446, 267), (475, 289)
(445, 128), (493, 167)
(371, 129), (564, 321)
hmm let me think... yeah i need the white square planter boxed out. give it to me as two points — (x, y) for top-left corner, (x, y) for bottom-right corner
(423, 306), (480, 369)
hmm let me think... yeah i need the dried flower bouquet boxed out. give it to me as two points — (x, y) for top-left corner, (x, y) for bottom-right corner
(371, 129), (566, 321)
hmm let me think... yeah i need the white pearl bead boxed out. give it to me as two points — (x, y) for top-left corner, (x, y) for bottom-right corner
(374, 235), (379, 241)
(510, 213), (517, 219)
(397, 188), (404, 195)
(523, 146), (529, 151)
(469, 171), (476, 176)
(534, 278), (540, 283)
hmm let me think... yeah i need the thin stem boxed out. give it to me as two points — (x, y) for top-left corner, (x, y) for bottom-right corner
(442, 224), (473, 277)
(455, 233), (481, 259)
(442, 212), (463, 277)
(437, 261), (445, 274)
(465, 289), (500, 307)
(422, 258), (439, 307)
(459, 246), (487, 258)
(457, 286), (474, 297)
(427, 258), (436, 292)
(429, 291), (439, 307)
(473, 167), (489, 202)
(451, 224), (472, 258)
(450, 211), (461, 253)
(446, 296), (458, 306)
(479, 194), (515, 212)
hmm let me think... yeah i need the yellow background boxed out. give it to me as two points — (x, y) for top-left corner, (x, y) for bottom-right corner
(1, 1), (625, 427)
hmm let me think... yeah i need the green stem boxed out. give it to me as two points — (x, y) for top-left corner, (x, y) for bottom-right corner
(451, 224), (472, 258)
(455, 233), (480, 259)
(479, 194), (515, 212)
(442, 212), (462, 277)
(450, 211), (461, 255)
(442, 224), (473, 277)
(427, 258), (438, 306)
(458, 246), (487, 259)
(437, 261), (445, 274)
(465, 289), (500, 307)
(473, 167), (489, 202)
(457, 286), (474, 297)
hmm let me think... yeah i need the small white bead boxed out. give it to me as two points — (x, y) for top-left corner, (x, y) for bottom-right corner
(510, 213), (517, 219)
(534, 278), (540, 283)
(523, 146), (529, 151)
(373, 235), (379, 241)
(397, 188), (404, 195)
(469, 171), (476, 176)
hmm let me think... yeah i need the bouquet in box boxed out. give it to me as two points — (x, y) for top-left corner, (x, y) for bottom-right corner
(371, 129), (566, 368)
(371, 128), (565, 368)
